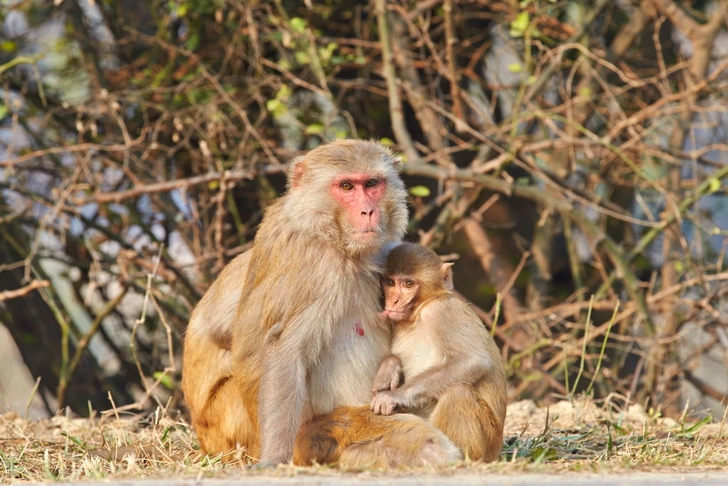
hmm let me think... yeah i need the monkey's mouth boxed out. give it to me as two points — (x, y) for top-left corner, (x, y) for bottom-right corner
(352, 229), (379, 241)
(381, 309), (407, 321)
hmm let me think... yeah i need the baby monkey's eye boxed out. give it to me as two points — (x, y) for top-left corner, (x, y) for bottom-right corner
(385, 279), (395, 287)
(404, 280), (414, 289)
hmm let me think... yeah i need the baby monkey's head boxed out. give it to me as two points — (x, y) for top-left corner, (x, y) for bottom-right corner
(381, 242), (453, 322)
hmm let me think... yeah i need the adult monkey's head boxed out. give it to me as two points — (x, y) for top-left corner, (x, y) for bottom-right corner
(283, 139), (408, 256)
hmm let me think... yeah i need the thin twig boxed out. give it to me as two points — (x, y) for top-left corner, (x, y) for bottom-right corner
(0, 280), (49, 301)
(376, 0), (421, 164)
(71, 165), (287, 205)
(443, 0), (465, 131)
(65, 287), (129, 382)
(0, 134), (147, 168)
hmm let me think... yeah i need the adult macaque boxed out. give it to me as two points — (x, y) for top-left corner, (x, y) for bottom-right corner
(182, 140), (460, 467)
(371, 242), (507, 462)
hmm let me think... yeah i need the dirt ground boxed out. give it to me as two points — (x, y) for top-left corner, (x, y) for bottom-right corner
(1, 398), (727, 483)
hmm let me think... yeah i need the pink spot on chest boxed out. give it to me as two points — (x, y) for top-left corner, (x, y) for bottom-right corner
(354, 322), (365, 336)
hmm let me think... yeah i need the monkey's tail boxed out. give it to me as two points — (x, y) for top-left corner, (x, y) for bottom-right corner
(294, 406), (461, 469)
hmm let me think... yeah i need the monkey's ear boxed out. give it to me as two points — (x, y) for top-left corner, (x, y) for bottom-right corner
(289, 157), (306, 189)
(441, 262), (454, 291)
(392, 155), (403, 169)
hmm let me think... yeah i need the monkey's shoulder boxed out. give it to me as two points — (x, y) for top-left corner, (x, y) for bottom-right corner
(416, 294), (496, 351)
(248, 235), (349, 282)
(417, 294), (479, 325)
(186, 251), (253, 341)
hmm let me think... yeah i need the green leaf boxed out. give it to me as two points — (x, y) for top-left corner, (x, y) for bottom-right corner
(295, 51), (311, 65)
(0, 40), (17, 53)
(184, 33), (200, 51)
(305, 123), (324, 135)
(509, 11), (530, 38)
(709, 177), (721, 193)
(507, 63), (522, 73)
(679, 415), (711, 435)
(0, 105), (8, 121)
(160, 426), (172, 444)
(408, 185), (431, 197)
(276, 84), (292, 101)
(266, 98), (281, 112)
(153, 372), (175, 390)
(290, 17), (306, 33)
(531, 446), (558, 463)
(266, 98), (286, 117)
(318, 42), (338, 66)
(60, 431), (87, 449)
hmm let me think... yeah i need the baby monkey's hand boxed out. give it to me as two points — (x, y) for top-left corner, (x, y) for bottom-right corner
(372, 354), (402, 395)
(370, 390), (402, 415)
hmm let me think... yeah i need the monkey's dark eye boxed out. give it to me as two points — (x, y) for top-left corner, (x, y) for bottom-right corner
(386, 279), (395, 287)
(365, 178), (380, 188)
(404, 280), (414, 289)
(340, 181), (354, 191)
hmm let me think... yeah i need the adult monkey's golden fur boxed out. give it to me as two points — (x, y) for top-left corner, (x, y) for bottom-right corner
(371, 242), (507, 462)
(182, 140), (461, 467)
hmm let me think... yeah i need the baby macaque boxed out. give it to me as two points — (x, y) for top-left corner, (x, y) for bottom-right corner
(371, 242), (507, 462)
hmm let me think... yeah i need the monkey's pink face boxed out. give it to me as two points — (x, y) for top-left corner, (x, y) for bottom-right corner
(330, 173), (387, 243)
(381, 275), (419, 322)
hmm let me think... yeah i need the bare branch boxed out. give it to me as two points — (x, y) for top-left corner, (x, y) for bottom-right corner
(0, 280), (49, 301)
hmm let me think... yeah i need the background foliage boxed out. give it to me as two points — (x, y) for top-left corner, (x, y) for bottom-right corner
(1, 0), (727, 422)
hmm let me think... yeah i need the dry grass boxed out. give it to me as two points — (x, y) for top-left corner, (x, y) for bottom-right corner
(2, 398), (727, 483)
(501, 398), (728, 471)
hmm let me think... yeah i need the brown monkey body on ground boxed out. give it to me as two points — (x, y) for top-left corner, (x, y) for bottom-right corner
(182, 140), (461, 468)
(371, 242), (507, 462)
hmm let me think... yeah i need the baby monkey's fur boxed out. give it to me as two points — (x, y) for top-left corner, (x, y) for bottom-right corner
(372, 242), (507, 462)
